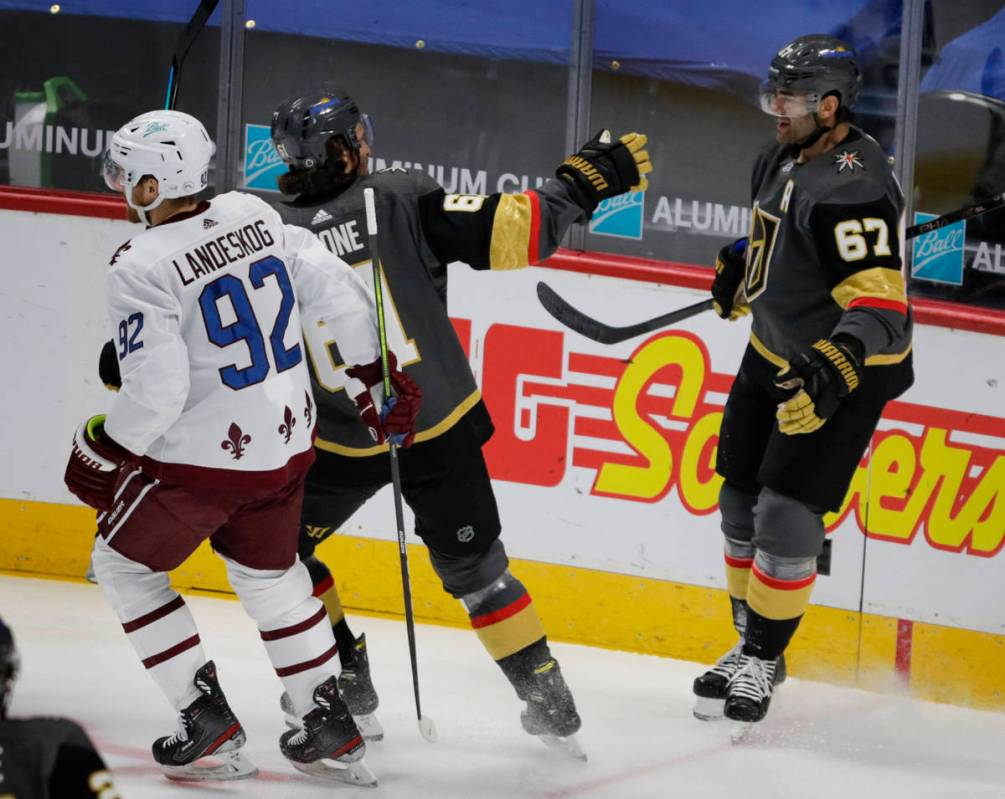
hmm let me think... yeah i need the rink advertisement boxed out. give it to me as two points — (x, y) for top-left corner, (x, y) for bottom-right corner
(0, 197), (1003, 711)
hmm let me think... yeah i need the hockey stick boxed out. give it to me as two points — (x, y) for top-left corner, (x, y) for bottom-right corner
(537, 282), (713, 345)
(363, 187), (438, 744)
(540, 192), (1005, 345)
(164, 0), (221, 110)
(905, 192), (1005, 237)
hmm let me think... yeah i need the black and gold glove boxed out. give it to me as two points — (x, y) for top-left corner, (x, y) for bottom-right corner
(99, 339), (121, 391)
(711, 238), (749, 320)
(774, 336), (863, 435)
(556, 130), (651, 215)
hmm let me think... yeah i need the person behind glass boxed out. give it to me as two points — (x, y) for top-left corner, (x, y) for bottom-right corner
(267, 85), (650, 756)
(694, 35), (913, 724)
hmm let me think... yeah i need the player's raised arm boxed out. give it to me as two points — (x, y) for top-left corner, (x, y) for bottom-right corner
(416, 130), (650, 271)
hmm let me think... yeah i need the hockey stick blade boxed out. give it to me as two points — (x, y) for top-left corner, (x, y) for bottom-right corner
(537, 282), (714, 344)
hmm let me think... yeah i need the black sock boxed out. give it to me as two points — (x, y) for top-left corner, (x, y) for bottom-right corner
(496, 637), (551, 698)
(332, 618), (357, 668)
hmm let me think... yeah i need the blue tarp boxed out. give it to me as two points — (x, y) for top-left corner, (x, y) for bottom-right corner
(920, 7), (1005, 101)
(0, 0), (911, 91)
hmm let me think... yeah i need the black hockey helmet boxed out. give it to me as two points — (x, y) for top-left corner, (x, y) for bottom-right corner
(0, 618), (19, 719)
(270, 87), (375, 171)
(761, 34), (861, 118)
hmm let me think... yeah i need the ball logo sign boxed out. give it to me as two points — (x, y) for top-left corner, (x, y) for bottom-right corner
(911, 212), (966, 286)
(243, 124), (285, 192)
(588, 191), (645, 240)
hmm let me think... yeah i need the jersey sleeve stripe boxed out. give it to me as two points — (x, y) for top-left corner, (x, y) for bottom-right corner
(848, 296), (909, 315)
(488, 192), (534, 270)
(525, 188), (541, 265)
(830, 266), (908, 310)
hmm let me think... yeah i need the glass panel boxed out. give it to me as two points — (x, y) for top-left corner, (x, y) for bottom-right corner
(238, 1), (574, 206)
(586, 0), (904, 266)
(0, 3), (220, 193)
(911, 1), (1005, 308)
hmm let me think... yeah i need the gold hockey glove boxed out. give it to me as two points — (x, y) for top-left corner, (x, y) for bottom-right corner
(774, 336), (863, 435)
(556, 130), (651, 215)
(711, 238), (750, 320)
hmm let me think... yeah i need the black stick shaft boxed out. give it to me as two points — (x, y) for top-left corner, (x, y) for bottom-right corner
(364, 187), (427, 732)
(165, 0), (220, 110)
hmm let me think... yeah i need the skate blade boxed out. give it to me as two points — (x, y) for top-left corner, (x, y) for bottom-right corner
(729, 721), (753, 744)
(162, 751), (259, 782)
(692, 695), (725, 721)
(355, 712), (385, 741)
(539, 733), (587, 761)
(291, 756), (377, 787)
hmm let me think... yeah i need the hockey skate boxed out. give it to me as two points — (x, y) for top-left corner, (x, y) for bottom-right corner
(724, 653), (779, 726)
(693, 643), (785, 721)
(152, 661), (257, 782)
(280, 676), (376, 787)
(519, 658), (586, 761)
(281, 633), (383, 740)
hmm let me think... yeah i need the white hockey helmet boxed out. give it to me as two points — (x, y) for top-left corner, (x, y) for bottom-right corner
(103, 109), (215, 222)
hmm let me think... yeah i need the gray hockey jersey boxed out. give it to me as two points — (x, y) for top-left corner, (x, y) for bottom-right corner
(745, 126), (913, 382)
(279, 169), (588, 455)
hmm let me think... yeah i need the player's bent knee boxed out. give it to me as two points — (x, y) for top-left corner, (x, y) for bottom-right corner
(752, 487), (825, 559)
(223, 554), (314, 624)
(719, 480), (758, 543)
(429, 539), (509, 598)
(91, 536), (175, 619)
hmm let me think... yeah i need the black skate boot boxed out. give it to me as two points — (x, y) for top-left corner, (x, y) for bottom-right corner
(280, 676), (376, 786)
(281, 633), (383, 740)
(693, 642), (786, 721)
(519, 658), (585, 760)
(724, 653), (779, 724)
(337, 634), (383, 740)
(152, 661), (257, 782)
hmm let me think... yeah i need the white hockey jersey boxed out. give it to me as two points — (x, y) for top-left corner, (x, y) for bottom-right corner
(104, 191), (379, 489)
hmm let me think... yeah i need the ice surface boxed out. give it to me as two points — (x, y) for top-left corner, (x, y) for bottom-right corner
(2, 575), (1002, 798)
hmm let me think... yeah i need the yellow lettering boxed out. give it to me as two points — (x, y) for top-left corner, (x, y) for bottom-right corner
(595, 334), (705, 501)
(678, 411), (723, 512)
(923, 430), (1005, 554)
(865, 433), (923, 541)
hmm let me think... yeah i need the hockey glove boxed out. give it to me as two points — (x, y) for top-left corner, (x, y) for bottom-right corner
(711, 238), (750, 321)
(64, 415), (133, 510)
(345, 353), (423, 448)
(774, 336), (864, 435)
(99, 339), (122, 391)
(556, 130), (652, 215)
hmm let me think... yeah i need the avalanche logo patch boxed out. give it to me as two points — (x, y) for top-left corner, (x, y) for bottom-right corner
(243, 124), (284, 192)
(834, 150), (864, 173)
(911, 212), (966, 286)
(589, 191), (645, 240)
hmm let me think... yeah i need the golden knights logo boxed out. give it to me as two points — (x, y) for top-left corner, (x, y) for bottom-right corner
(834, 150), (865, 173)
(745, 204), (781, 300)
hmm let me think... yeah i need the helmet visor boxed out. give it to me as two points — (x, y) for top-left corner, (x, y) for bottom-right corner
(359, 113), (375, 149)
(759, 83), (820, 118)
(102, 148), (129, 192)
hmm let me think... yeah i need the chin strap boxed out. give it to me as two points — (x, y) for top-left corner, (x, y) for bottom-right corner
(790, 113), (834, 158)
(125, 188), (166, 227)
